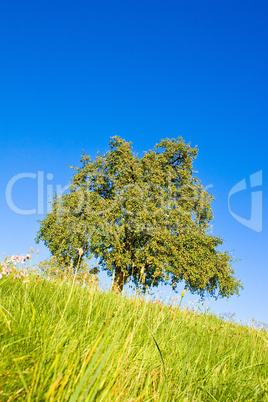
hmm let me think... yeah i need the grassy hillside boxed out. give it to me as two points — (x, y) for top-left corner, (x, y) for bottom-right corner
(0, 270), (267, 401)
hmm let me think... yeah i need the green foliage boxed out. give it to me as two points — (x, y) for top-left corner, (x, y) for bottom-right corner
(36, 136), (242, 297)
(0, 275), (267, 401)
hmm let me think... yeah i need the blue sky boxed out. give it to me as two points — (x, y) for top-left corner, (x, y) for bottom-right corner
(0, 0), (267, 324)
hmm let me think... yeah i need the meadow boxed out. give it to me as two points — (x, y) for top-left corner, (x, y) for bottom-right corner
(0, 256), (267, 401)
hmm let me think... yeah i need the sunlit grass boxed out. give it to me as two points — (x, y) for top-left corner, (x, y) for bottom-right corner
(0, 262), (267, 401)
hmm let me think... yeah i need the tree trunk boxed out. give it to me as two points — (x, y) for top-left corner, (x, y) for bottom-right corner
(112, 269), (124, 293)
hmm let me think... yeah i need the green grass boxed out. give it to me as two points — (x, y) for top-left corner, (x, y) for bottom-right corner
(0, 274), (267, 401)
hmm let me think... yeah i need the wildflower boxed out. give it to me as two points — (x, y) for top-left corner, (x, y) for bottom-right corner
(181, 287), (190, 298)
(10, 255), (22, 263)
(2, 266), (11, 276)
(25, 253), (31, 260)
(31, 247), (34, 253)
(78, 248), (83, 256)
(21, 269), (28, 278)
(18, 256), (26, 263)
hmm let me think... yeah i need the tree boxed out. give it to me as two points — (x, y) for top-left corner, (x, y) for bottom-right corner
(36, 136), (242, 298)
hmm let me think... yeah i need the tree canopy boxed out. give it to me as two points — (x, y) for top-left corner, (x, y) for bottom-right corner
(36, 136), (242, 298)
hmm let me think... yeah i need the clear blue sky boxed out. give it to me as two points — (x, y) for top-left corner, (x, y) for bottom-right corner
(0, 0), (267, 324)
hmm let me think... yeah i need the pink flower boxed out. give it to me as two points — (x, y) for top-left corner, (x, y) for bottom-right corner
(10, 255), (21, 263)
(1, 266), (11, 275)
(21, 268), (28, 278)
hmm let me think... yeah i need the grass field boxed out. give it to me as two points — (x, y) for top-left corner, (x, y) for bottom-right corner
(0, 265), (268, 401)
